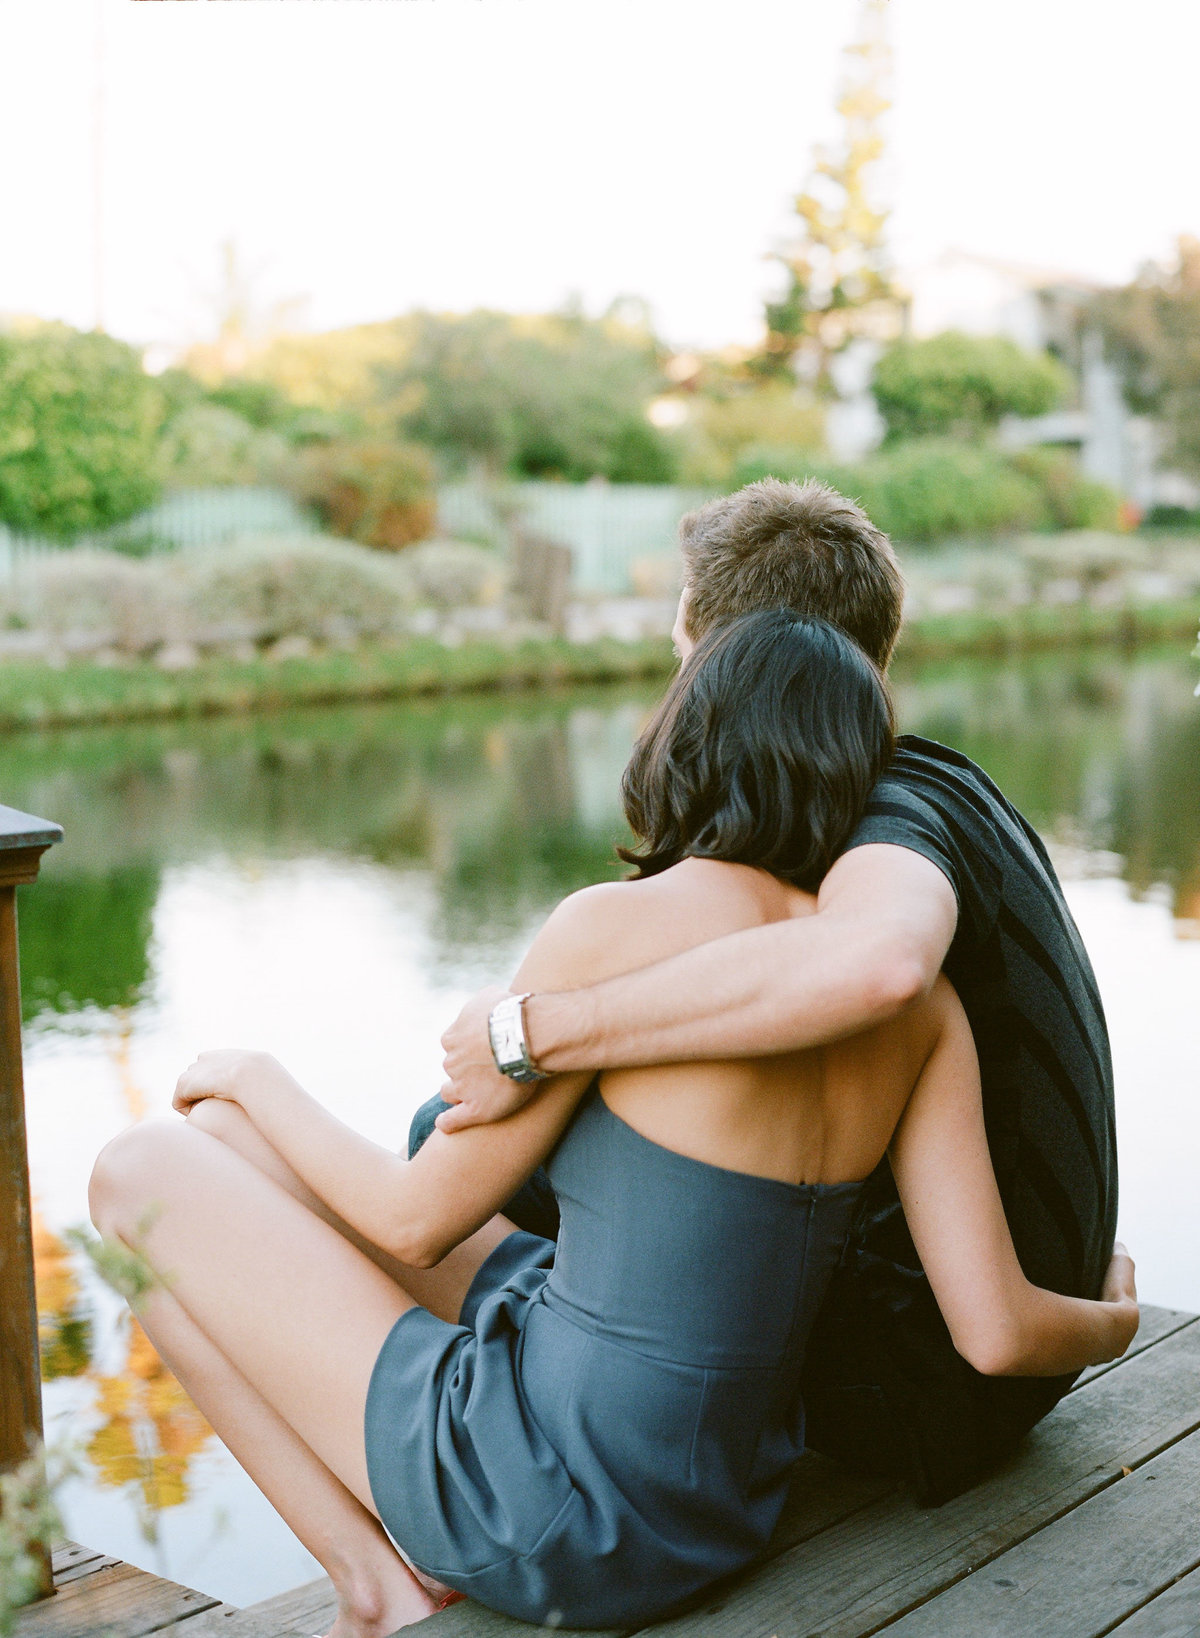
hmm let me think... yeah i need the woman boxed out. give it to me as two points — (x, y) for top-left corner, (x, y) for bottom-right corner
(89, 611), (1137, 1637)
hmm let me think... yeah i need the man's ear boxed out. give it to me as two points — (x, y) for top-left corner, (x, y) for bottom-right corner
(671, 588), (694, 661)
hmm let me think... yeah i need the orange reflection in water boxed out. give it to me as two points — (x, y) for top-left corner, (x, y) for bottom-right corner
(34, 1205), (215, 1528)
(86, 1318), (213, 1516)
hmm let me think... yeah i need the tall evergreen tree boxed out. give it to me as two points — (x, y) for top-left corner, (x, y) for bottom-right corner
(759, 0), (897, 389)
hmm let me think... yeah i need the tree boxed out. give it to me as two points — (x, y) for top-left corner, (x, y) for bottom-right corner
(1093, 236), (1200, 479)
(379, 307), (676, 482)
(759, 0), (897, 389)
(872, 331), (1070, 442)
(0, 325), (165, 539)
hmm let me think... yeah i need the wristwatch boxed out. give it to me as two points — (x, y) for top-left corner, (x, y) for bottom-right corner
(487, 992), (548, 1084)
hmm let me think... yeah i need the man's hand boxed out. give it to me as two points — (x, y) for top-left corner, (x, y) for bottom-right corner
(437, 986), (540, 1133)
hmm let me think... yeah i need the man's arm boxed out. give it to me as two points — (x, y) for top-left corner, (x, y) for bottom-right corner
(438, 843), (957, 1132)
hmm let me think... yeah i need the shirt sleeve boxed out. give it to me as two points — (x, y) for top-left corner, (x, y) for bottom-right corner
(842, 774), (1002, 943)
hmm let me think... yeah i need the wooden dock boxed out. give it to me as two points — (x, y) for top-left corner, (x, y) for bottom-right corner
(16, 1302), (1200, 1638)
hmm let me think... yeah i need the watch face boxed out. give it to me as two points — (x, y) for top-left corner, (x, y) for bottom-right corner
(489, 998), (528, 1076)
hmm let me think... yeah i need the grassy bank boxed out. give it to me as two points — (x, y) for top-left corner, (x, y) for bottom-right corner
(0, 598), (1194, 730)
(0, 634), (678, 730)
(899, 596), (1199, 660)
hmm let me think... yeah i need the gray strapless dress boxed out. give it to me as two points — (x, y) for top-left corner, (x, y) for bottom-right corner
(364, 1086), (863, 1628)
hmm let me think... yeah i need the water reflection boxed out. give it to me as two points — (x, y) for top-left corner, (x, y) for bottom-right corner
(12, 646), (1199, 1605)
(889, 649), (1200, 927)
(8, 652), (1199, 1028)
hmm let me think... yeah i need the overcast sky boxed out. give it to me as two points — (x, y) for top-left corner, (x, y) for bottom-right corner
(1, 0), (1197, 352)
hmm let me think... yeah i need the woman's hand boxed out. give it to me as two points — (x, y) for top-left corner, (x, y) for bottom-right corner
(1101, 1241), (1139, 1349)
(173, 1049), (288, 1116)
(1102, 1241), (1137, 1307)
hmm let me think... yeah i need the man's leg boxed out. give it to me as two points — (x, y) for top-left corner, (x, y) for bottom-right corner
(408, 1094), (560, 1241)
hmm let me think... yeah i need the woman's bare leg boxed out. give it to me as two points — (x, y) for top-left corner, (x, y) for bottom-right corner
(183, 1096), (514, 1323)
(87, 1118), (495, 1636)
(122, 1278), (436, 1638)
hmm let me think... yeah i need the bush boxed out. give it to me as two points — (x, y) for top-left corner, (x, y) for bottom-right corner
(872, 331), (1069, 442)
(734, 439), (1049, 542)
(0, 325), (166, 539)
(1, 551), (186, 650)
(1143, 504), (1200, 531)
(0, 535), (417, 653)
(184, 534), (416, 642)
(294, 439), (435, 549)
(1009, 448), (1122, 531)
(403, 541), (506, 610)
(158, 403), (293, 489)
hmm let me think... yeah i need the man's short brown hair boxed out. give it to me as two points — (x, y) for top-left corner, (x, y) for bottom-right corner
(678, 478), (905, 670)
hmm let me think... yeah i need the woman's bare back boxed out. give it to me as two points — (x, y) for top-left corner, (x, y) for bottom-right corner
(567, 857), (937, 1187)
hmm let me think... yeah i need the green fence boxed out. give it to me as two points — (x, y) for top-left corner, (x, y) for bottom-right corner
(0, 483), (706, 597)
(0, 488), (317, 581)
(437, 482), (711, 596)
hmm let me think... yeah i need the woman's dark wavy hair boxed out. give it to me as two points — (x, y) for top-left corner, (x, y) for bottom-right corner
(619, 610), (895, 892)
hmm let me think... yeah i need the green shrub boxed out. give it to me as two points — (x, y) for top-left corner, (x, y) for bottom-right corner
(0, 535), (417, 652)
(158, 403), (293, 489)
(294, 438), (436, 549)
(403, 541), (506, 610)
(1009, 448), (1122, 531)
(872, 331), (1070, 442)
(1, 550), (186, 650)
(184, 534), (416, 641)
(734, 439), (1049, 542)
(0, 324), (166, 539)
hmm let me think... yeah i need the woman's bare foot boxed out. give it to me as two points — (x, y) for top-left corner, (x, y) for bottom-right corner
(321, 1556), (439, 1638)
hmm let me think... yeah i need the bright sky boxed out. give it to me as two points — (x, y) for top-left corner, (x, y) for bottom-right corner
(1, 0), (1197, 352)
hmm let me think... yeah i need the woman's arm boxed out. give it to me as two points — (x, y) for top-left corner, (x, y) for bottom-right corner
(888, 979), (1137, 1377)
(173, 886), (632, 1268)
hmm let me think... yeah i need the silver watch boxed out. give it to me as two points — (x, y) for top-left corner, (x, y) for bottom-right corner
(487, 992), (547, 1083)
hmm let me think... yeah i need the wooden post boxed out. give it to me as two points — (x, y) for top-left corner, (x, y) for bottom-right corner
(511, 529), (573, 637)
(0, 805), (62, 1601)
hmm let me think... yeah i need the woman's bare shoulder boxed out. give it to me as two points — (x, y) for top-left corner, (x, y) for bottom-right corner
(523, 860), (811, 990)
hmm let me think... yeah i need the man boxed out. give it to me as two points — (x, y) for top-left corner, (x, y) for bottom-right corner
(417, 478), (1118, 1505)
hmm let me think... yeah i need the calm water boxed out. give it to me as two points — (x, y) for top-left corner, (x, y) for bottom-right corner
(15, 647), (1200, 1606)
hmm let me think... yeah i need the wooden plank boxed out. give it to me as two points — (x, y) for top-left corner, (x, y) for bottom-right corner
(1074, 1305), (1196, 1389)
(52, 1550), (122, 1589)
(12, 1559), (222, 1638)
(50, 1541), (108, 1582)
(1105, 1565), (1200, 1637)
(168, 1605), (307, 1638)
(879, 1429), (1200, 1637)
(642, 1318), (1200, 1638)
(237, 1575), (338, 1635)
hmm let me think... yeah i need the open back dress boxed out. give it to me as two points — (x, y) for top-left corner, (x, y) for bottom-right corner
(365, 1085), (865, 1628)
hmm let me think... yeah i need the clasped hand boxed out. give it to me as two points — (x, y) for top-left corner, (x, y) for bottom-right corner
(172, 1048), (283, 1115)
